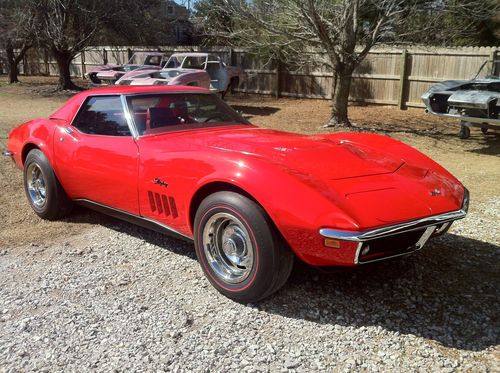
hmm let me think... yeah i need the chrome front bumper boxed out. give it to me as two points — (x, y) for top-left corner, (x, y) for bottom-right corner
(426, 108), (500, 127)
(320, 189), (469, 264)
(2, 150), (13, 157)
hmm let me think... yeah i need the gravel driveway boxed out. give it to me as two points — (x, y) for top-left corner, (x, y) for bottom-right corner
(0, 78), (499, 372)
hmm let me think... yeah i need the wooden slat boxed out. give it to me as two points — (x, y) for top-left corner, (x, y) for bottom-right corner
(14, 45), (498, 110)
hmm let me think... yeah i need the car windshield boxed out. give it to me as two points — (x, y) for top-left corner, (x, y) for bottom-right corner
(164, 55), (183, 69)
(128, 52), (161, 65)
(126, 93), (251, 136)
(182, 56), (207, 69)
(475, 60), (500, 79)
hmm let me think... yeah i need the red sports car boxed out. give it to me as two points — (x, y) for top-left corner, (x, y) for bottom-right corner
(3, 86), (469, 302)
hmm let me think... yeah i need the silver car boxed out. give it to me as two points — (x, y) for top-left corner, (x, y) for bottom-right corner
(421, 60), (499, 139)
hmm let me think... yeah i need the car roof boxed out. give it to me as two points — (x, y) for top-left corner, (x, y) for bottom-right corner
(132, 51), (165, 56)
(50, 85), (209, 121)
(171, 52), (210, 57)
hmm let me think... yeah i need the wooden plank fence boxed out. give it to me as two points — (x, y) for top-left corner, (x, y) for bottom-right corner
(11, 45), (499, 109)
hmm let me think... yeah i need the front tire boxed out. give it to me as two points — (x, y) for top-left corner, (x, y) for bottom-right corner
(194, 192), (294, 303)
(23, 149), (72, 220)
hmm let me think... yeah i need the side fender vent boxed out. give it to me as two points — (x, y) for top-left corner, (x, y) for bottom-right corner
(148, 191), (178, 218)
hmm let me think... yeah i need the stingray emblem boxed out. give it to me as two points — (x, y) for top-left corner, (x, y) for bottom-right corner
(430, 189), (441, 196)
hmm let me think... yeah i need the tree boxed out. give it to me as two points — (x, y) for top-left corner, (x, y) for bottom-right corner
(29, 0), (109, 90)
(200, 0), (497, 127)
(31, 0), (165, 90)
(194, 0), (236, 44)
(0, 1), (35, 83)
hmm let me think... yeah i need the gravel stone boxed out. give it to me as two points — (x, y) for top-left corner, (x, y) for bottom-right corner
(0, 81), (498, 371)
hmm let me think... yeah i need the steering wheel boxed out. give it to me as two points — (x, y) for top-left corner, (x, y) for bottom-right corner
(203, 114), (228, 123)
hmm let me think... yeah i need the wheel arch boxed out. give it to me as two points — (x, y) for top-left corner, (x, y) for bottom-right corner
(188, 181), (265, 233)
(21, 143), (42, 165)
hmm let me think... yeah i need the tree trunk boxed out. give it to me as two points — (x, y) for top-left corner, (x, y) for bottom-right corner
(325, 71), (353, 127)
(52, 49), (79, 90)
(6, 44), (19, 84)
(5, 41), (31, 84)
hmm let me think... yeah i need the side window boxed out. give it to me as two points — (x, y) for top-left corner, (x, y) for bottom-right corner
(72, 96), (131, 136)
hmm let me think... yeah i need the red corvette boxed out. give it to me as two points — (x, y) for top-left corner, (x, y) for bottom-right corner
(4, 86), (468, 302)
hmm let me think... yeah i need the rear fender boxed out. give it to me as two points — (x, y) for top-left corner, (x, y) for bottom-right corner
(7, 119), (58, 170)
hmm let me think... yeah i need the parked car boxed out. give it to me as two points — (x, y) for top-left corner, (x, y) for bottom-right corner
(116, 52), (246, 97)
(86, 52), (168, 86)
(3, 86), (468, 302)
(421, 60), (500, 139)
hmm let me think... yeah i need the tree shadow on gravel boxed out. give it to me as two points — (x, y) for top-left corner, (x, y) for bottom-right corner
(258, 233), (500, 352)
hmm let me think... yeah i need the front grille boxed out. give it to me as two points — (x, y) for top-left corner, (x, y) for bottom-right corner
(358, 229), (425, 263)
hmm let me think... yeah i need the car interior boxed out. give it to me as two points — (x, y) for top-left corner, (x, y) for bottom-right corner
(126, 94), (247, 136)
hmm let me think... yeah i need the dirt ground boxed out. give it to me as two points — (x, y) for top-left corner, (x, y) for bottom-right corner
(0, 77), (499, 370)
(0, 76), (499, 247)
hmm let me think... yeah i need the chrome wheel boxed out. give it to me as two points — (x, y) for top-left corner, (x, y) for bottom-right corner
(26, 163), (47, 208)
(202, 212), (254, 284)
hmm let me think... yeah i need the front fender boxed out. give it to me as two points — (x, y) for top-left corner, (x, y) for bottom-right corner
(189, 154), (358, 264)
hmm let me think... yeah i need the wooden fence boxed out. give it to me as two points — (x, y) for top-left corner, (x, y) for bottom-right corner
(10, 45), (499, 109)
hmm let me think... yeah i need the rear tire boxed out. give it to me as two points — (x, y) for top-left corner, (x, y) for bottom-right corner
(194, 191), (294, 303)
(458, 122), (470, 139)
(23, 149), (72, 220)
(222, 77), (239, 99)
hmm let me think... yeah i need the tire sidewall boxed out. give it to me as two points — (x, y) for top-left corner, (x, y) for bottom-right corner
(194, 192), (278, 302)
(23, 150), (56, 218)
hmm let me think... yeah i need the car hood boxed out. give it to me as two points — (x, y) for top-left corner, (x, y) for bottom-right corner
(425, 78), (499, 93)
(195, 127), (462, 223)
(201, 127), (404, 179)
(142, 126), (463, 227)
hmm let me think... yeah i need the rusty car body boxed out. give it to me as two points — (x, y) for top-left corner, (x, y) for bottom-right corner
(86, 52), (168, 86)
(421, 60), (500, 138)
(115, 53), (246, 97)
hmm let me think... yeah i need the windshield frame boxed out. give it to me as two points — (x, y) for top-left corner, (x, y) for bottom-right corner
(123, 91), (252, 138)
(127, 52), (164, 66)
(162, 54), (210, 71)
(474, 60), (500, 79)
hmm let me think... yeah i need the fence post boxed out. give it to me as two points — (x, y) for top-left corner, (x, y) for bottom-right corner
(489, 48), (498, 75)
(23, 54), (28, 76)
(397, 49), (408, 110)
(44, 49), (49, 75)
(229, 48), (237, 66)
(127, 48), (133, 61)
(275, 57), (282, 98)
(103, 48), (108, 65)
(80, 50), (86, 79)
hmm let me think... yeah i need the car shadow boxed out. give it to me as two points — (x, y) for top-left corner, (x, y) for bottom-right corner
(65, 207), (499, 352)
(65, 206), (196, 258)
(465, 133), (500, 156)
(259, 233), (500, 352)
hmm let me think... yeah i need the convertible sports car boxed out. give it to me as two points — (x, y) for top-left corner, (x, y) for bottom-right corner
(421, 60), (499, 139)
(115, 52), (246, 97)
(3, 86), (468, 302)
(86, 52), (168, 86)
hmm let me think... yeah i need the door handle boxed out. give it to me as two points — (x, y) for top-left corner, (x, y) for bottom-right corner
(63, 127), (74, 134)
